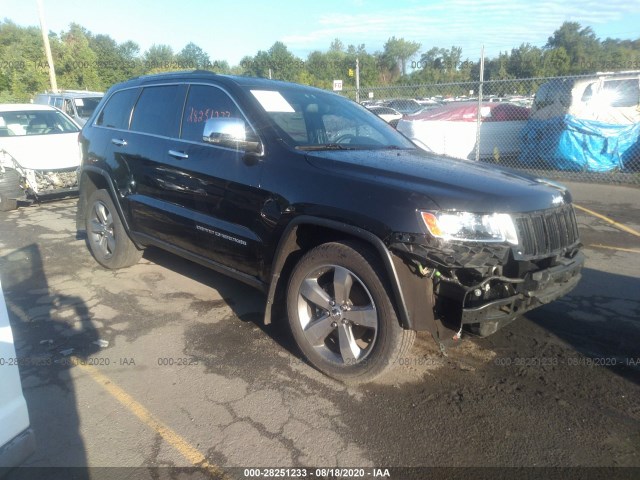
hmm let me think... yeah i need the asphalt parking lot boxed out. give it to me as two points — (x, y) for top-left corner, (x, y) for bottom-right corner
(0, 181), (639, 480)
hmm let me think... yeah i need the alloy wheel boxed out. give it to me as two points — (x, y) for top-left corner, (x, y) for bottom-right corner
(89, 200), (116, 259)
(296, 264), (378, 365)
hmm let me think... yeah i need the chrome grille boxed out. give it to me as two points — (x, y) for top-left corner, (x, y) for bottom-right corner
(515, 205), (580, 257)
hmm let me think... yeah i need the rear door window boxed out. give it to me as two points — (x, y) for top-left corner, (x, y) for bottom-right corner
(130, 85), (186, 137)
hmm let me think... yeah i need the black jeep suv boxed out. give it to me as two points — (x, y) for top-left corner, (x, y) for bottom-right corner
(77, 71), (584, 383)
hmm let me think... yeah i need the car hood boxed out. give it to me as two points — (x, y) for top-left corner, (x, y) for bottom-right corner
(0, 133), (80, 170)
(304, 148), (572, 213)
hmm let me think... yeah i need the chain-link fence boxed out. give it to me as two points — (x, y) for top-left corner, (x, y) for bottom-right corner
(339, 72), (640, 185)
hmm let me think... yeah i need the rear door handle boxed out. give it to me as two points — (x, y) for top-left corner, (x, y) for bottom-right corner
(168, 150), (189, 160)
(111, 138), (127, 147)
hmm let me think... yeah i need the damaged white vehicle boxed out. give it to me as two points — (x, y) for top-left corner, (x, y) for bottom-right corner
(0, 104), (81, 211)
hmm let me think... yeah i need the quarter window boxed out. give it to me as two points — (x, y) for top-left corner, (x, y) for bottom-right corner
(130, 85), (185, 137)
(180, 85), (244, 143)
(96, 88), (139, 130)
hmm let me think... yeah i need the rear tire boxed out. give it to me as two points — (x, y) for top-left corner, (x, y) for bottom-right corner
(85, 189), (142, 269)
(286, 241), (415, 384)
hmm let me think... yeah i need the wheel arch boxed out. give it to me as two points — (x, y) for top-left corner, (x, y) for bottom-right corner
(76, 167), (142, 248)
(263, 216), (432, 331)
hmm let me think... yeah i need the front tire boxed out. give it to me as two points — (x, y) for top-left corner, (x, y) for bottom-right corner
(286, 241), (415, 384)
(0, 168), (23, 211)
(85, 189), (142, 269)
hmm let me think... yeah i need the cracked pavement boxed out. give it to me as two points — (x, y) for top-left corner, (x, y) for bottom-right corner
(0, 181), (639, 477)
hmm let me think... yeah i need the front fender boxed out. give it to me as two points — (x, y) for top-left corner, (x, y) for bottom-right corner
(263, 216), (436, 334)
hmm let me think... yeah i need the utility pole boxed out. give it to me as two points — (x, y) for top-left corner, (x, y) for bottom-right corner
(37, 0), (58, 93)
(475, 45), (485, 162)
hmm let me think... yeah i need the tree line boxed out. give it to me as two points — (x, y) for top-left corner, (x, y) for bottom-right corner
(0, 20), (638, 102)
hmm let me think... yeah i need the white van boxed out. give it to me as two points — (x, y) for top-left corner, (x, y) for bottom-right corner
(530, 71), (640, 124)
(0, 279), (35, 469)
(521, 72), (640, 172)
(33, 90), (103, 126)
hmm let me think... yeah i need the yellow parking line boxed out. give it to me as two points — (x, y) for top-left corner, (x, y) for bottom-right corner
(574, 204), (640, 238)
(74, 359), (227, 479)
(589, 244), (640, 254)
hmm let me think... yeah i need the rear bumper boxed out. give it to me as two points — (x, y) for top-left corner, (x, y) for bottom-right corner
(0, 427), (35, 470)
(461, 251), (585, 325)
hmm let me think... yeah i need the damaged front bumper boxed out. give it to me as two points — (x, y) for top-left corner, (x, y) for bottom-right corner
(390, 229), (585, 340)
(1, 149), (78, 199)
(461, 251), (584, 328)
(23, 168), (79, 196)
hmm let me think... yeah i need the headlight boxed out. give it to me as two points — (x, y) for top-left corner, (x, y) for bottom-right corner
(420, 211), (519, 244)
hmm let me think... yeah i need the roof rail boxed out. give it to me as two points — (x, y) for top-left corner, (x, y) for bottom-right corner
(134, 69), (217, 81)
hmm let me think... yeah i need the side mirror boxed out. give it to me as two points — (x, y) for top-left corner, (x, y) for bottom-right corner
(202, 117), (263, 156)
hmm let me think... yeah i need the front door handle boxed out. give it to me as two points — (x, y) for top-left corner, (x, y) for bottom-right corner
(168, 150), (189, 160)
(111, 138), (127, 147)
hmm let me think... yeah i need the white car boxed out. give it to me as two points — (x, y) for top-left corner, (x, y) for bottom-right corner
(366, 106), (403, 127)
(0, 278), (35, 468)
(0, 104), (81, 211)
(397, 101), (530, 160)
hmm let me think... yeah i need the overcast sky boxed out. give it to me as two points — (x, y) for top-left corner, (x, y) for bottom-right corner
(2, 0), (639, 64)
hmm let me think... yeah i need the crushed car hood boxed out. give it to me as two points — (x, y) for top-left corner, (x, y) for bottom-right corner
(0, 133), (80, 170)
(304, 149), (572, 213)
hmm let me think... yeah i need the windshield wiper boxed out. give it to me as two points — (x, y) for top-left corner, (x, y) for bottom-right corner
(295, 143), (357, 151)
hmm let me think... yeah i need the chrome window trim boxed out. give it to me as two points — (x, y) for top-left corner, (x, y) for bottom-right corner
(91, 80), (262, 153)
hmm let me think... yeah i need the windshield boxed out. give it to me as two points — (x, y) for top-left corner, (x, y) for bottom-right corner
(248, 87), (415, 151)
(0, 110), (80, 136)
(74, 97), (102, 119)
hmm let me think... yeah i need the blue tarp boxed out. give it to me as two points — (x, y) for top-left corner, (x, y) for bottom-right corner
(519, 114), (640, 172)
